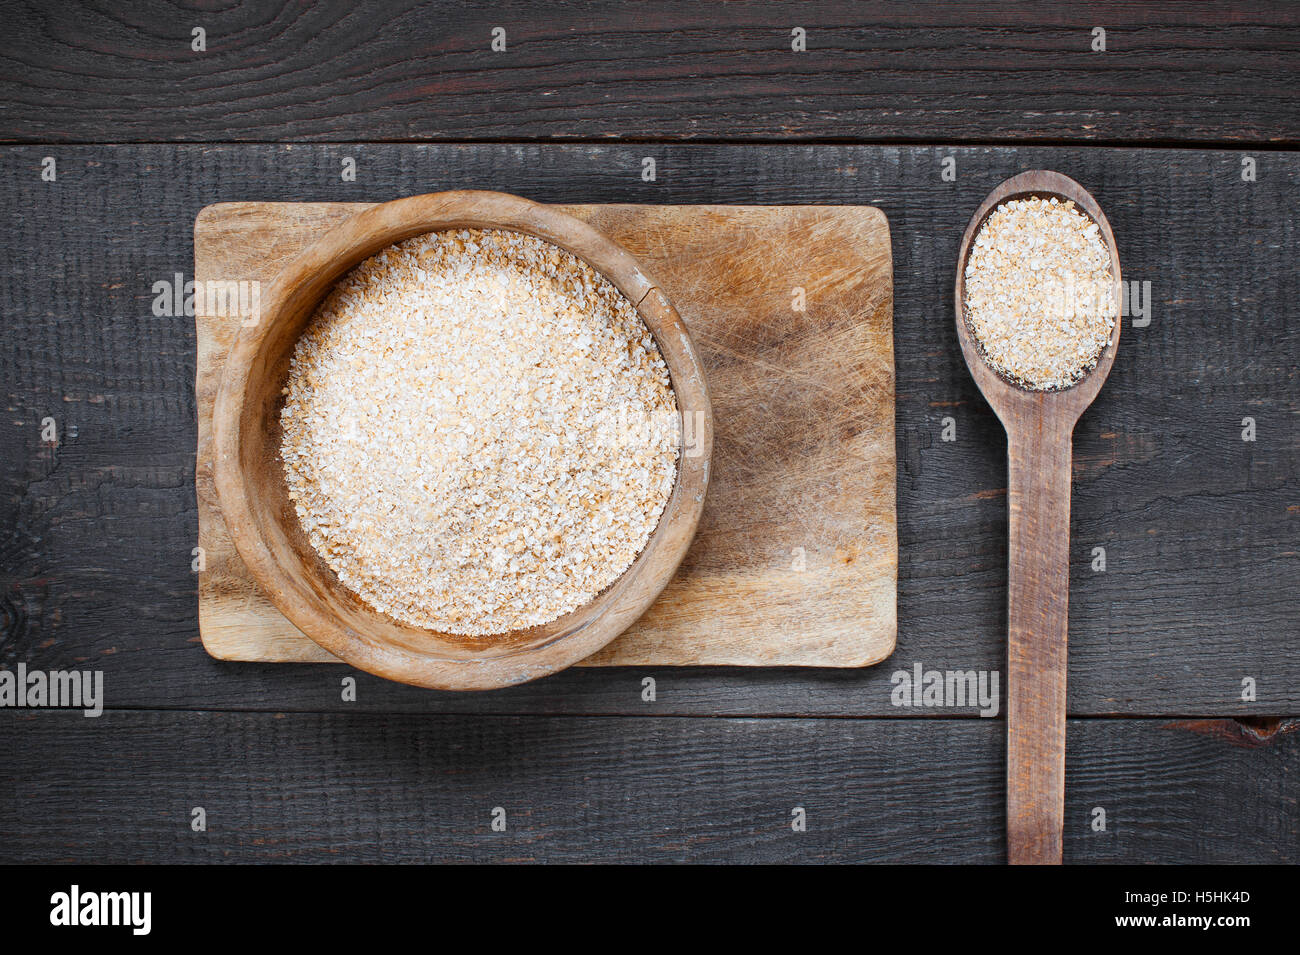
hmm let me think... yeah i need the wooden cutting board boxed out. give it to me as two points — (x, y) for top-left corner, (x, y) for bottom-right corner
(195, 202), (896, 667)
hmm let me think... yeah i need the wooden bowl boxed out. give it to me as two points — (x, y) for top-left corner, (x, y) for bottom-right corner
(212, 191), (713, 691)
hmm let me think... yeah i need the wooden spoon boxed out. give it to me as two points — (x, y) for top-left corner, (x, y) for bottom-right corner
(953, 171), (1123, 865)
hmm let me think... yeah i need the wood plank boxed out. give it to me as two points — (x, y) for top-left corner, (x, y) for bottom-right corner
(194, 202), (897, 668)
(0, 144), (1296, 715)
(2, 2), (1298, 146)
(0, 710), (1293, 863)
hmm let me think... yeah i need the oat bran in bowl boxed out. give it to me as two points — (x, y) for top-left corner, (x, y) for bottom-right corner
(212, 191), (712, 690)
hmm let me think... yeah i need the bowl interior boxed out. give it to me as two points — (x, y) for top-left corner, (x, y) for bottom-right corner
(215, 192), (711, 686)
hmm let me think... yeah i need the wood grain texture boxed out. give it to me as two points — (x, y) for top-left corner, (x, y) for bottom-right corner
(196, 200), (896, 669)
(0, 144), (1296, 716)
(2, 1), (1299, 146)
(0, 710), (1294, 863)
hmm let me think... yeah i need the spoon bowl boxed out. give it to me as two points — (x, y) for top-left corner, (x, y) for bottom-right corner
(955, 170), (1123, 424)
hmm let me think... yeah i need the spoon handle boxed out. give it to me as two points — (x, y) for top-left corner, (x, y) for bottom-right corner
(1005, 417), (1073, 864)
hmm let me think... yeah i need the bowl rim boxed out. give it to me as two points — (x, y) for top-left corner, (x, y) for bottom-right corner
(211, 190), (712, 690)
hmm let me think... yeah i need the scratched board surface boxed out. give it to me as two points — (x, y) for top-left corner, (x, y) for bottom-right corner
(194, 201), (897, 667)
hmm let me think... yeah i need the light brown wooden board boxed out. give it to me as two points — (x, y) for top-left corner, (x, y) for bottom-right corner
(195, 202), (896, 667)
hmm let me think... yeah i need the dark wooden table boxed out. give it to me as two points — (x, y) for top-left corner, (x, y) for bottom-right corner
(0, 1), (1296, 863)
